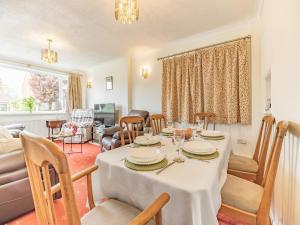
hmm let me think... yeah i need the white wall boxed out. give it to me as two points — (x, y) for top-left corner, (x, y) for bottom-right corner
(87, 57), (131, 116)
(0, 113), (69, 137)
(260, 0), (300, 224)
(131, 19), (263, 155)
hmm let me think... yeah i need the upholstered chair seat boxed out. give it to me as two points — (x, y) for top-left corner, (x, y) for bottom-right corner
(81, 199), (154, 225)
(221, 174), (263, 213)
(228, 154), (259, 173)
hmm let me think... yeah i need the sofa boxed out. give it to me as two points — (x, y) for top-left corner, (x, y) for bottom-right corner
(99, 109), (150, 151)
(62, 109), (94, 143)
(0, 124), (60, 224)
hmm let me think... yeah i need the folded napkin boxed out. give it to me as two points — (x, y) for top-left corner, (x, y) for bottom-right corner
(0, 138), (22, 154)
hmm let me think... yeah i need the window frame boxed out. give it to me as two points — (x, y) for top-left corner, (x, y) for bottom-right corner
(0, 63), (69, 114)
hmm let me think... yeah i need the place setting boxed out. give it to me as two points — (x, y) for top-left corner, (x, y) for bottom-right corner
(181, 140), (219, 161)
(124, 147), (168, 171)
(198, 130), (225, 141)
(128, 127), (165, 148)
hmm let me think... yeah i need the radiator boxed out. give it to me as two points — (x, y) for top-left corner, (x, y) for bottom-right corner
(0, 114), (69, 137)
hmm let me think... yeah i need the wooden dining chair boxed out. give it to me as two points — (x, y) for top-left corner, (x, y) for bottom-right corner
(228, 115), (275, 184)
(193, 112), (216, 130)
(150, 114), (167, 135)
(220, 121), (288, 225)
(20, 131), (170, 225)
(120, 116), (145, 146)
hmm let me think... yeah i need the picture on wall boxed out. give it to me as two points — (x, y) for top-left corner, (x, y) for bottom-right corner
(106, 76), (113, 90)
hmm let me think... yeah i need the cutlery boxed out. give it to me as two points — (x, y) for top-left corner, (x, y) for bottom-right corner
(156, 161), (176, 175)
(185, 156), (210, 163)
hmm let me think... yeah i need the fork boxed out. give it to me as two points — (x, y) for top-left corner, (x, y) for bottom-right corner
(156, 161), (176, 175)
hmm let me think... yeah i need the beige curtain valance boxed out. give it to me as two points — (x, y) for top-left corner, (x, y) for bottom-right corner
(162, 38), (251, 124)
(67, 74), (82, 112)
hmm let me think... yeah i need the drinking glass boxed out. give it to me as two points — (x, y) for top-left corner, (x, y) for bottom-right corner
(144, 127), (153, 139)
(173, 129), (185, 163)
(167, 120), (173, 128)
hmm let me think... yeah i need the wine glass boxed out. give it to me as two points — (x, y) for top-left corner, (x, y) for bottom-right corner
(173, 129), (185, 163)
(144, 127), (153, 139)
(167, 120), (173, 128)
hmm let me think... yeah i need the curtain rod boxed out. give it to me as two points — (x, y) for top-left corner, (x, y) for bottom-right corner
(0, 58), (82, 76)
(157, 35), (251, 61)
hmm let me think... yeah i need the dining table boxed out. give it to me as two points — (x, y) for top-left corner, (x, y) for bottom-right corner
(92, 134), (231, 225)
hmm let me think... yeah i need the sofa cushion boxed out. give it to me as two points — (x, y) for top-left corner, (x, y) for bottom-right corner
(0, 150), (25, 173)
(0, 168), (28, 186)
(0, 126), (13, 139)
(228, 154), (259, 173)
(221, 174), (263, 213)
(0, 138), (22, 154)
(0, 177), (34, 224)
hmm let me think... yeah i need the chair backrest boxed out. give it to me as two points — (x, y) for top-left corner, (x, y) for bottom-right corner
(150, 114), (167, 135)
(128, 109), (150, 127)
(71, 109), (94, 124)
(194, 112), (216, 130)
(120, 116), (145, 146)
(257, 121), (288, 225)
(253, 115), (276, 184)
(20, 131), (81, 225)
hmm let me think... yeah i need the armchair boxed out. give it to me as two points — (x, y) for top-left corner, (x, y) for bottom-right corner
(99, 109), (150, 151)
(63, 109), (94, 143)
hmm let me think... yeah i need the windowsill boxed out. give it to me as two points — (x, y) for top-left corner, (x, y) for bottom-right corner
(0, 111), (68, 116)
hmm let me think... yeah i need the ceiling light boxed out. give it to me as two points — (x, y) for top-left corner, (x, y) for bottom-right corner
(115, 0), (139, 24)
(41, 39), (58, 64)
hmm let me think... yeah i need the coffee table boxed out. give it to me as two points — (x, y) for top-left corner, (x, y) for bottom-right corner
(52, 133), (83, 154)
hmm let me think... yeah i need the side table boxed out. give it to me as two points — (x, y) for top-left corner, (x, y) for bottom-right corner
(46, 120), (66, 140)
(52, 133), (83, 154)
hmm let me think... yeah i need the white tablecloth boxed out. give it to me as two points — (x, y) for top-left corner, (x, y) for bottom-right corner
(92, 135), (231, 225)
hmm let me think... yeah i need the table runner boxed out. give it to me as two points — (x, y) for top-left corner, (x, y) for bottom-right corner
(92, 135), (231, 225)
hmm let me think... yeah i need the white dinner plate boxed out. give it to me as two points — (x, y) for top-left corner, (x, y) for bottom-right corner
(134, 135), (161, 145)
(127, 148), (165, 165)
(161, 127), (175, 134)
(128, 147), (161, 162)
(182, 141), (216, 155)
(200, 130), (223, 137)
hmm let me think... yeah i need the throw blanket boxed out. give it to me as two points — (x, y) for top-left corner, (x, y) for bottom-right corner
(0, 138), (22, 154)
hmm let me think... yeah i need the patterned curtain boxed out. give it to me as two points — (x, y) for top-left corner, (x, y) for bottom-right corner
(67, 74), (82, 113)
(162, 38), (251, 124)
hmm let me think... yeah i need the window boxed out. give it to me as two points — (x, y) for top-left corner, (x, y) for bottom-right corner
(0, 65), (68, 113)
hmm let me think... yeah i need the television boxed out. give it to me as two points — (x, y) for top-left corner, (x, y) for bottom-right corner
(94, 103), (115, 127)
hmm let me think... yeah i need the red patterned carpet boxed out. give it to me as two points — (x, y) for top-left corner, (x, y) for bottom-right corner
(7, 142), (243, 225)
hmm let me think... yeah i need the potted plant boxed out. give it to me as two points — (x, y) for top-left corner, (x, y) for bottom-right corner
(23, 96), (36, 113)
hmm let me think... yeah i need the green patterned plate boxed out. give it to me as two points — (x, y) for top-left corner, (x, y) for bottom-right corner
(130, 142), (164, 148)
(182, 149), (219, 160)
(124, 158), (168, 171)
(199, 135), (225, 140)
(160, 132), (173, 137)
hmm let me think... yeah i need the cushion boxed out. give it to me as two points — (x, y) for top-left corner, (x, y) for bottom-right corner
(221, 174), (263, 213)
(81, 199), (154, 225)
(0, 126), (13, 139)
(0, 168), (28, 185)
(0, 138), (22, 154)
(0, 150), (25, 173)
(228, 154), (259, 173)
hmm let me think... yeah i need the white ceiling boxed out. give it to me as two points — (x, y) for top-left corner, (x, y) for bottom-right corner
(0, 0), (257, 71)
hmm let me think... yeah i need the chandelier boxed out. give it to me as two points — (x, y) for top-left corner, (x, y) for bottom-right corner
(115, 0), (139, 24)
(41, 39), (58, 64)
